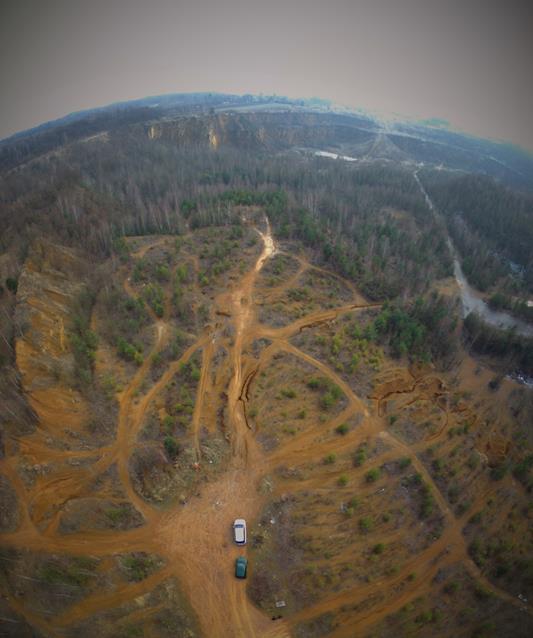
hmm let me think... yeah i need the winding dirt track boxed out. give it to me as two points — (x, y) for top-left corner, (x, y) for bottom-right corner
(1, 220), (530, 637)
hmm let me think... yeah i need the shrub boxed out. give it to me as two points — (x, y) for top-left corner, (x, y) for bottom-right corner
(117, 338), (143, 365)
(5, 277), (18, 293)
(120, 554), (157, 582)
(323, 453), (337, 465)
(365, 468), (381, 483)
(373, 543), (385, 555)
(359, 517), (373, 532)
(432, 458), (444, 472)
(337, 474), (349, 487)
(155, 264), (171, 281)
(321, 391), (337, 410)
(39, 558), (96, 587)
(513, 454), (533, 487)
(353, 447), (366, 467)
(281, 388), (297, 398)
(420, 484), (434, 518)
(105, 506), (131, 525)
(164, 436), (179, 459)
(335, 423), (349, 436)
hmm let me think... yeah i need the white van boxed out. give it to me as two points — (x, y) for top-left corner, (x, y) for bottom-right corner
(233, 519), (247, 545)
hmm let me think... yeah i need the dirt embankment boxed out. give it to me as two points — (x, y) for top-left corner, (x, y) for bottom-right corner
(14, 239), (89, 434)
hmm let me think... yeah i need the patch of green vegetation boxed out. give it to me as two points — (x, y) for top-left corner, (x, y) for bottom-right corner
(179, 360), (201, 383)
(323, 453), (337, 465)
(414, 608), (442, 625)
(5, 277), (18, 293)
(155, 264), (171, 282)
(307, 376), (343, 410)
(359, 517), (374, 533)
(335, 423), (349, 436)
(39, 557), (97, 587)
(164, 435), (180, 459)
(142, 283), (165, 317)
(105, 505), (132, 525)
(365, 467), (381, 483)
(353, 446), (367, 467)
(513, 454), (533, 489)
(117, 337), (143, 365)
(372, 294), (458, 363)
(281, 388), (297, 399)
(119, 554), (159, 582)
(70, 288), (98, 385)
(337, 474), (349, 487)
(420, 483), (435, 518)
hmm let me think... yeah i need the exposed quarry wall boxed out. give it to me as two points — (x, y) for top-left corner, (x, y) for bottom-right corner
(14, 240), (89, 434)
(145, 111), (377, 151)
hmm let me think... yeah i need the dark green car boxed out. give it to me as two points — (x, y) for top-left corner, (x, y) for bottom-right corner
(235, 556), (248, 579)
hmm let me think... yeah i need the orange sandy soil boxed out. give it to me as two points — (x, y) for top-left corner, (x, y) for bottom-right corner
(0, 214), (531, 638)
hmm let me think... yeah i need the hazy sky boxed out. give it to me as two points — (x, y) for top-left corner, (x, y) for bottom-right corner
(1, 0), (532, 149)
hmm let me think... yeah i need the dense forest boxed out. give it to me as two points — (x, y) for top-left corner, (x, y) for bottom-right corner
(0, 132), (452, 301)
(1, 113), (532, 375)
(420, 171), (533, 294)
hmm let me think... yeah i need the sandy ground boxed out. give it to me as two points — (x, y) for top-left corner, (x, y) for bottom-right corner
(1, 218), (531, 637)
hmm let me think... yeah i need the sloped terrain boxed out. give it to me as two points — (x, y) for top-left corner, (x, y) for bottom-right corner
(0, 209), (531, 638)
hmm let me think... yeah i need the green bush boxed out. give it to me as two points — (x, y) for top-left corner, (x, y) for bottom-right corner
(5, 277), (18, 294)
(281, 388), (297, 398)
(164, 436), (180, 459)
(335, 423), (349, 436)
(120, 555), (157, 582)
(39, 558), (96, 587)
(420, 484), (434, 518)
(365, 468), (381, 483)
(117, 338), (143, 365)
(105, 506), (131, 525)
(359, 517), (373, 532)
(353, 447), (367, 467)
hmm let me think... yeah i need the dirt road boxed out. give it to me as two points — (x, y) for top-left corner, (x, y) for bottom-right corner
(1, 219), (529, 637)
